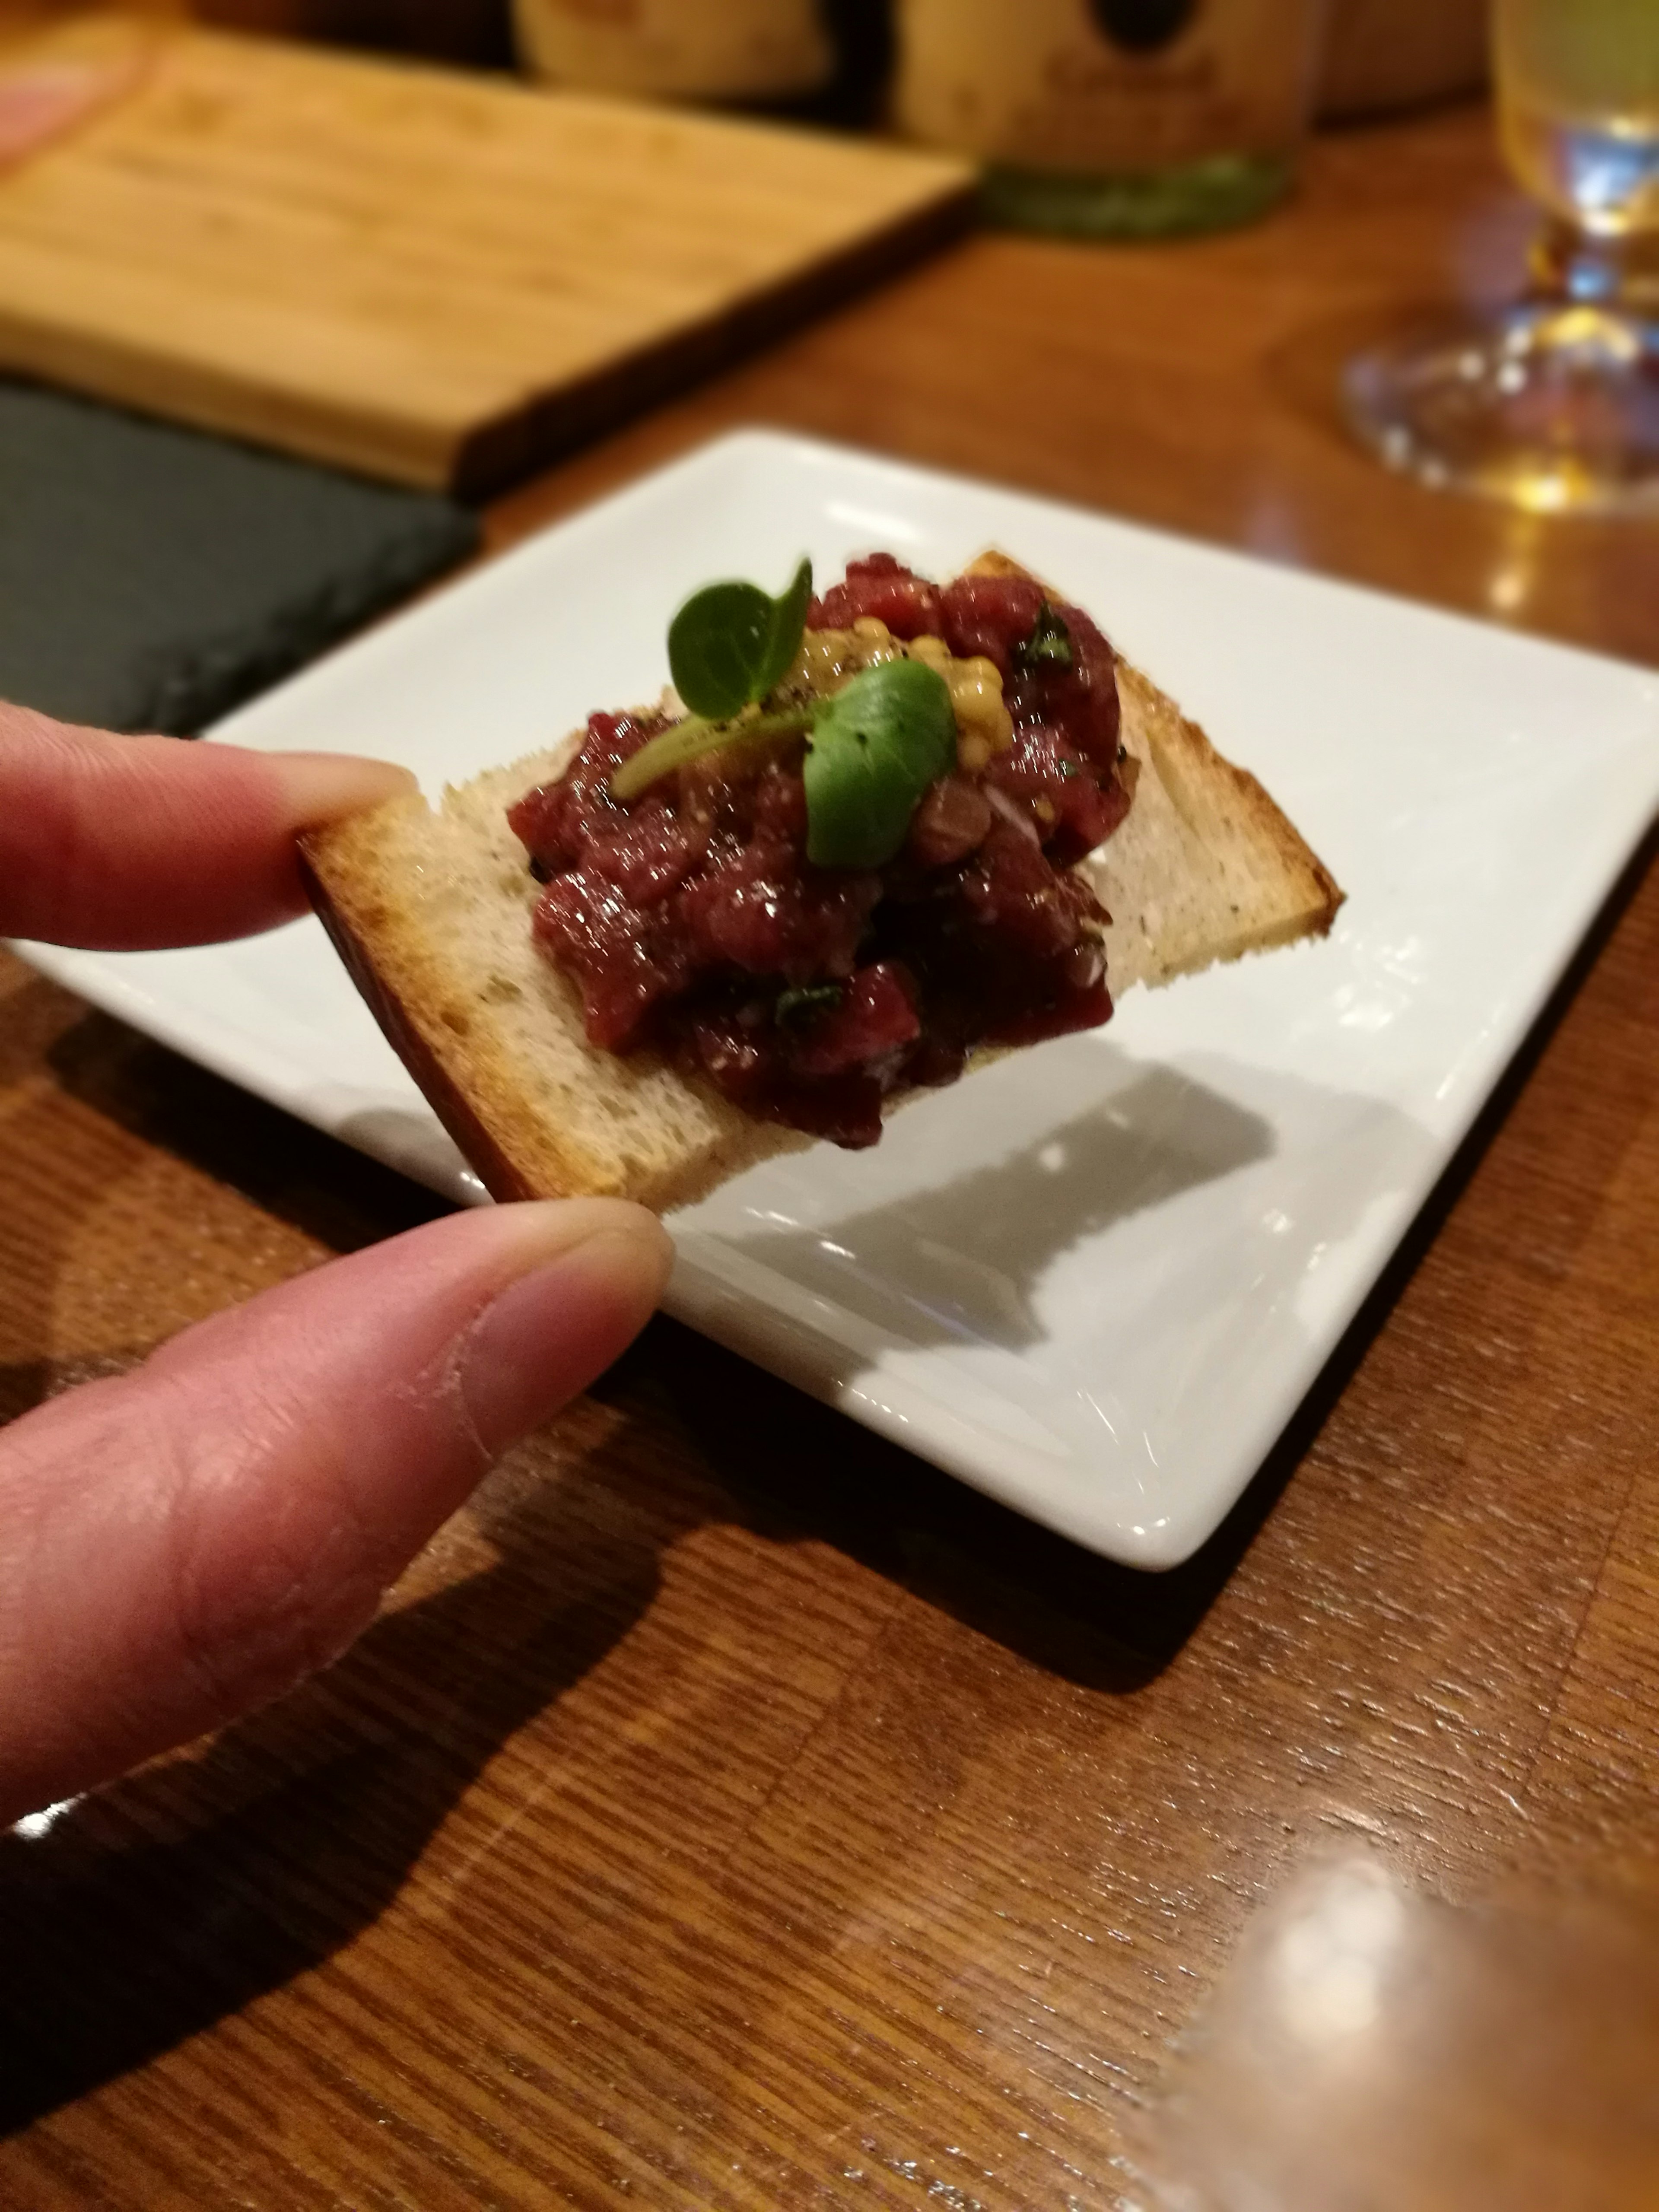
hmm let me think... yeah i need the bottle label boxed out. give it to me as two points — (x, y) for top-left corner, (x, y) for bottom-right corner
(896, 0), (1322, 172)
(518, 0), (834, 101)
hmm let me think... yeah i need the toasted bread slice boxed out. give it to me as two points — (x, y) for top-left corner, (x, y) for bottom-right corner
(962, 553), (1341, 994)
(303, 556), (1342, 1211)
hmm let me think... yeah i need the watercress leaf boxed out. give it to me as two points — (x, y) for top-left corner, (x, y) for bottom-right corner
(756, 557), (814, 702)
(803, 658), (957, 871)
(1013, 600), (1074, 674)
(667, 580), (775, 720)
(667, 558), (814, 721)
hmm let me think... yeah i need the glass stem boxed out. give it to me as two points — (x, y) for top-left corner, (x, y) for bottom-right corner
(1529, 219), (1659, 316)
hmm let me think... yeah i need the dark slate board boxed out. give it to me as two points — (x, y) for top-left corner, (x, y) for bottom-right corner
(0, 382), (478, 735)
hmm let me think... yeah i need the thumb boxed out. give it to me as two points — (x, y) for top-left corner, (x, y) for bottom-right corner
(0, 1200), (672, 1824)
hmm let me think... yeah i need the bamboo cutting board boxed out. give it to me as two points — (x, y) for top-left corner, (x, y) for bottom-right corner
(0, 20), (974, 491)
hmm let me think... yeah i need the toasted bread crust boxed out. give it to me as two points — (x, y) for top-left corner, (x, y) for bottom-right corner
(302, 844), (545, 1204)
(302, 770), (811, 1211)
(305, 556), (1342, 1209)
(1097, 661), (1342, 988)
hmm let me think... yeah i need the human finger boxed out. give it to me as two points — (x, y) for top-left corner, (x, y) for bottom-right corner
(0, 699), (414, 948)
(0, 1199), (673, 1824)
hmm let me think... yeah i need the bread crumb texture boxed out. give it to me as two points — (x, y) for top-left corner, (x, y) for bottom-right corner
(1090, 664), (1342, 991)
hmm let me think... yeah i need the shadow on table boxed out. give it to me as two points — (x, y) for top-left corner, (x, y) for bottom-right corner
(0, 1054), (1357, 2136)
(0, 1220), (1392, 2138)
(44, 1001), (451, 1259)
(0, 1425), (687, 2138)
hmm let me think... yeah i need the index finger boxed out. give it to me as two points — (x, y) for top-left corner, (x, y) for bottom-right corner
(0, 702), (414, 949)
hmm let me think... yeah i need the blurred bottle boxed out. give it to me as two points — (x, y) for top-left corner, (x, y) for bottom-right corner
(820, 0), (894, 126)
(894, 0), (1326, 237)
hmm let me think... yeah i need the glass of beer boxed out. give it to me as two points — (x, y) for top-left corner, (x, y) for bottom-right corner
(1344, 0), (1659, 512)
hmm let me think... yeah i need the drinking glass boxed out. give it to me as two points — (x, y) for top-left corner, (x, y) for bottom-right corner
(1345, 0), (1659, 512)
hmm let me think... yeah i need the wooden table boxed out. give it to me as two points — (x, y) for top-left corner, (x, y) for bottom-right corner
(2, 101), (1656, 2209)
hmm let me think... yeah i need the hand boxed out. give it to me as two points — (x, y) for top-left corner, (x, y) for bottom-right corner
(0, 704), (673, 1825)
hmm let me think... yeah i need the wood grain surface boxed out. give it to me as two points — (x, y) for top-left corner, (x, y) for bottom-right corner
(0, 19), (971, 490)
(2, 99), (1657, 2211)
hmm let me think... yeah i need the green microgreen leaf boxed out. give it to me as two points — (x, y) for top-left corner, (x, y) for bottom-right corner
(757, 556), (815, 700)
(608, 704), (812, 803)
(1013, 600), (1074, 674)
(776, 982), (843, 1029)
(667, 558), (813, 721)
(613, 573), (958, 866)
(802, 659), (957, 871)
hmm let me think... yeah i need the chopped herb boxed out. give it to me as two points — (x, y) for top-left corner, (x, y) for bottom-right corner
(776, 982), (844, 1028)
(1013, 600), (1074, 675)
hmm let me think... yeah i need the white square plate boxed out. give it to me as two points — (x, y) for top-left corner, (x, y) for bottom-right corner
(16, 431), (1659, 1567)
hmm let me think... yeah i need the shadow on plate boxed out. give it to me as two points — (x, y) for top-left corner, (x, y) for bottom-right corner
(728, 1058), (1274, 1351)
(670, 810), (1659, 1685)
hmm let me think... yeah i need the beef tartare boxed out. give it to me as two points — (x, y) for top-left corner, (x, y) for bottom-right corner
(507, 555), (1135, 1147)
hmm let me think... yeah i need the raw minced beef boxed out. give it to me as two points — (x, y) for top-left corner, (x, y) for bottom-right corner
(508, 555), (1132, 1147)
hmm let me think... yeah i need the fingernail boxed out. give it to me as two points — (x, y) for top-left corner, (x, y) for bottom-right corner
(459, 1201), (674, 1457)
(265, 750), (420, 827)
